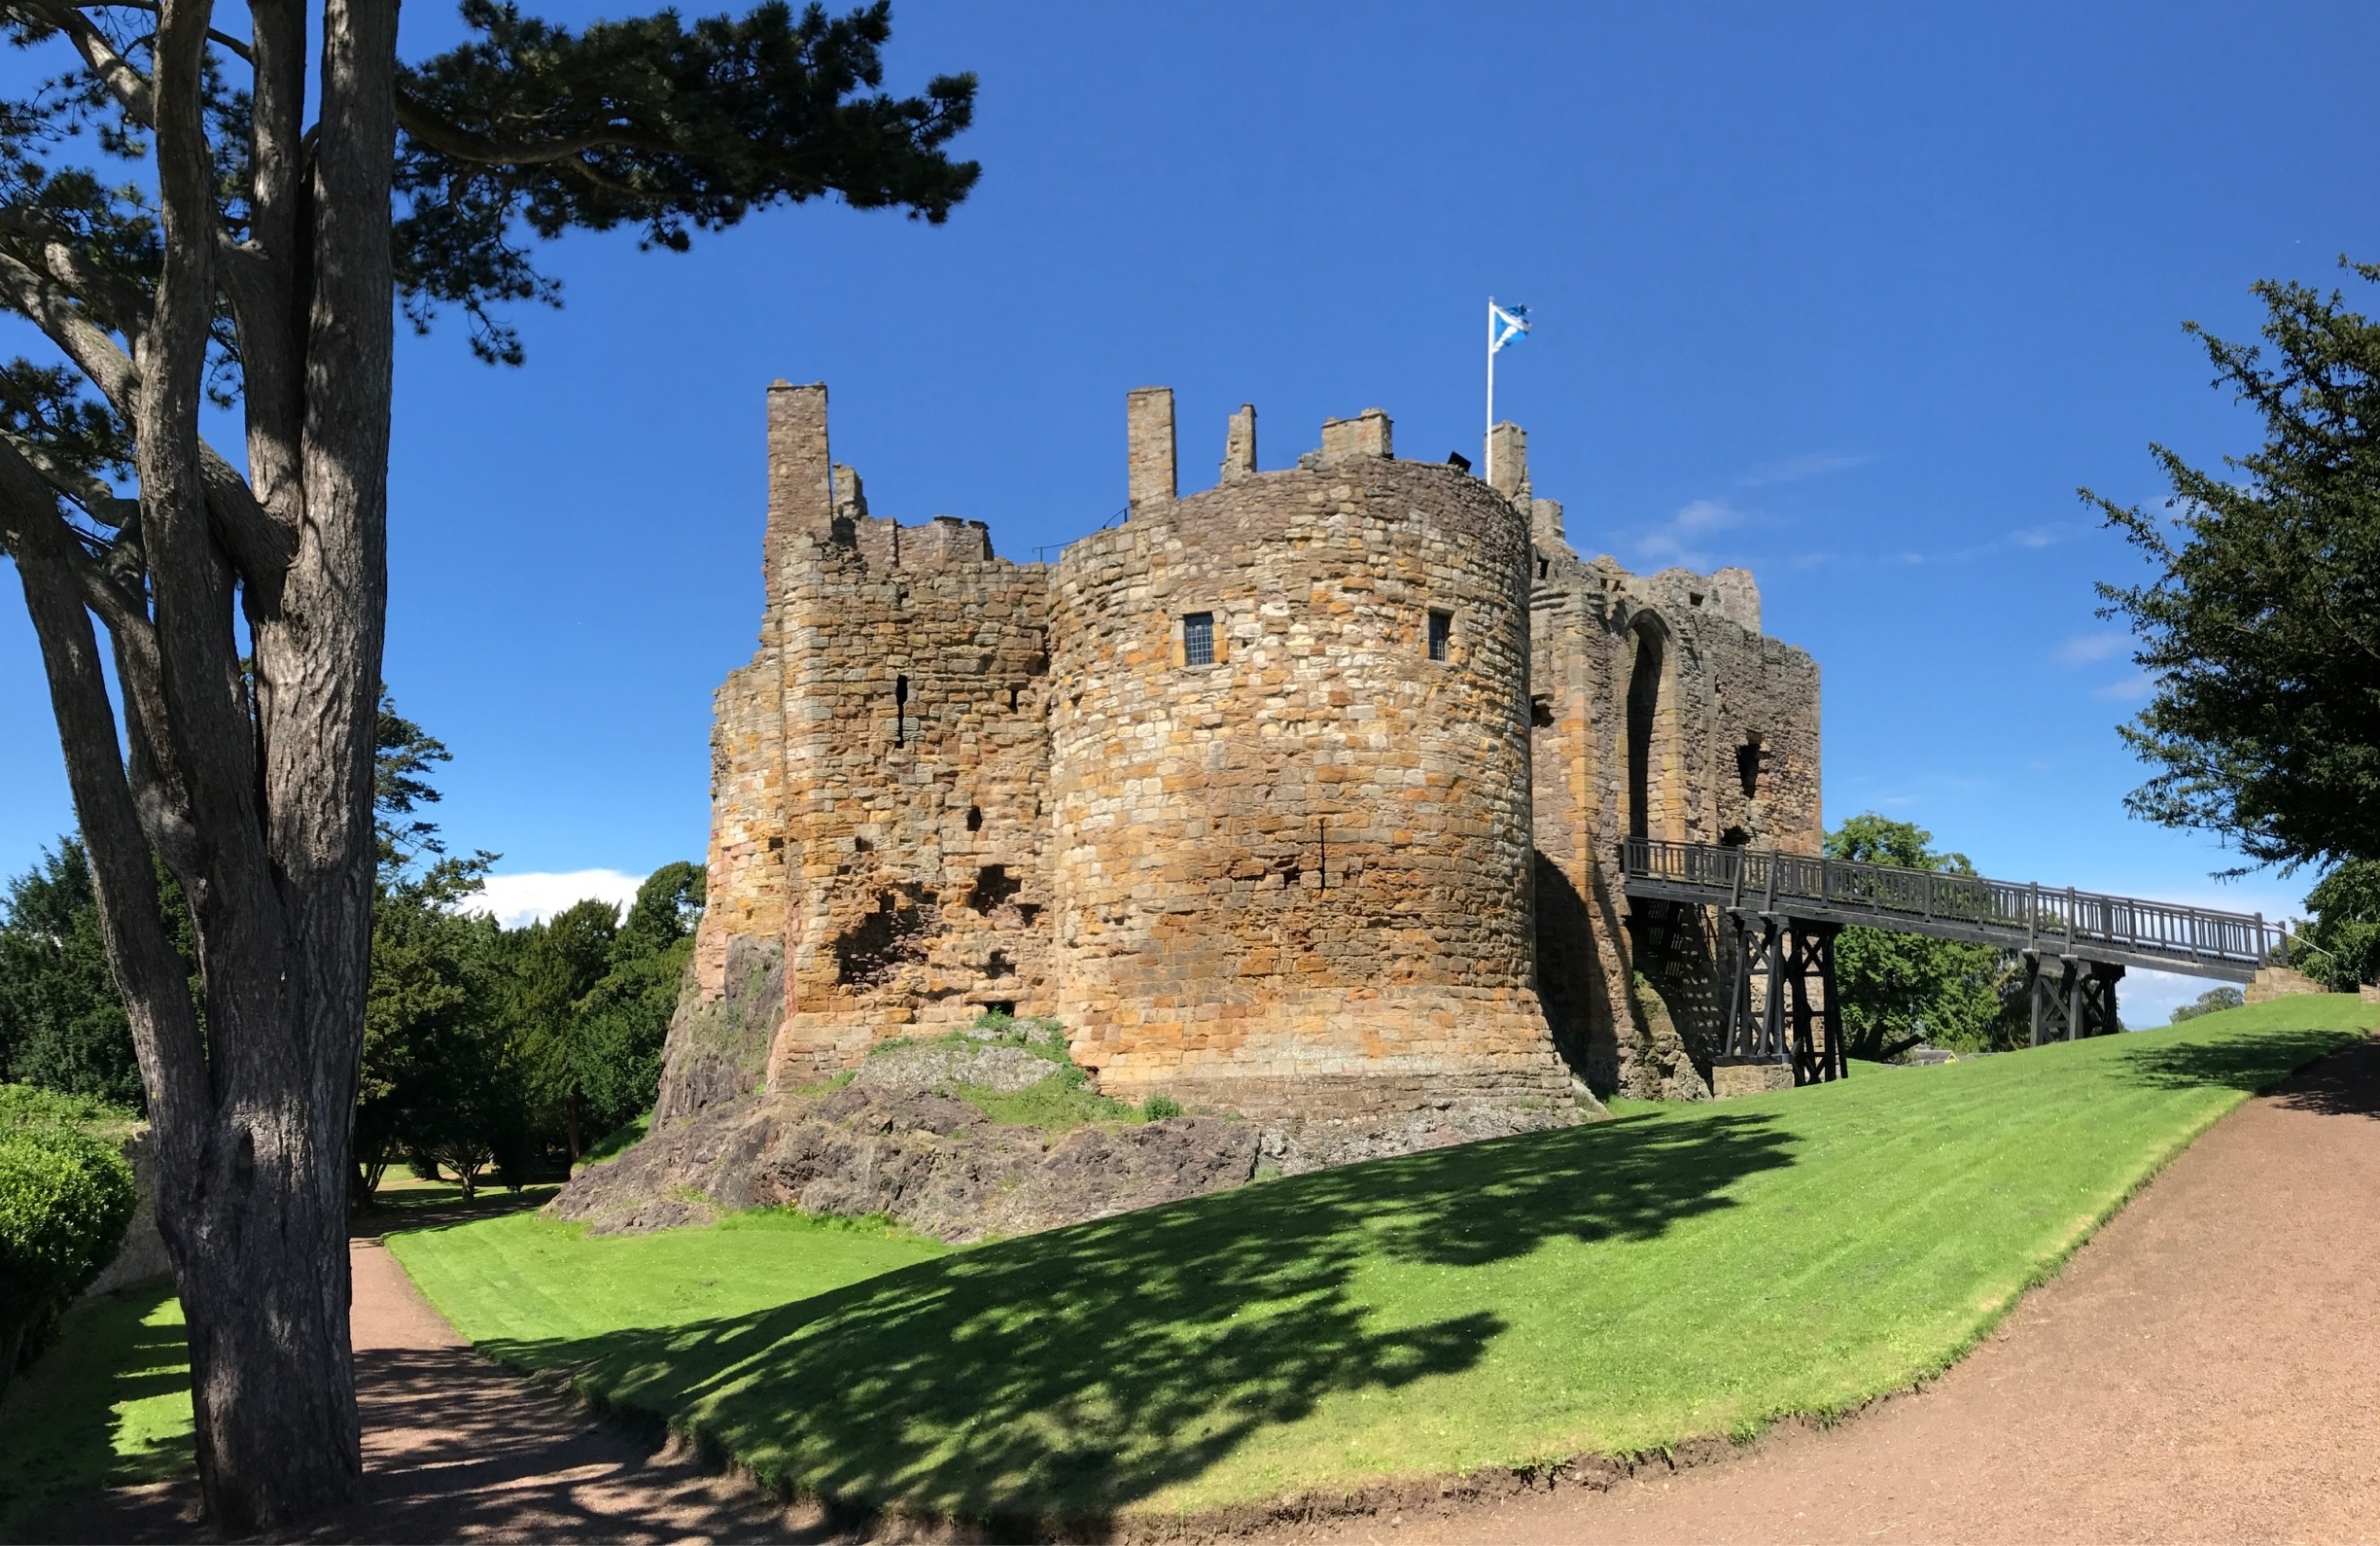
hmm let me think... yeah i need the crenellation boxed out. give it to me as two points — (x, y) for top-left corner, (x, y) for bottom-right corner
(676, 380), (1825, 1121)
(1126, 386), (1177, 510)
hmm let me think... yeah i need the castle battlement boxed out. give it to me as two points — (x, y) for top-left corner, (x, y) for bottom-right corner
(674, 380), (1822, 1117)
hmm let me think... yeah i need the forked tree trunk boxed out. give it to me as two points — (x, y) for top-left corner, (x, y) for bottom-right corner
(4, 0), (397, 1528)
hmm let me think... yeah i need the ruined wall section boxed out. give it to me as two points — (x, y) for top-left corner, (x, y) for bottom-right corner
(1048, 412), (1571, 1113)
(765, 511), (1055, 1085)
(1530, 543), (1823, 1098)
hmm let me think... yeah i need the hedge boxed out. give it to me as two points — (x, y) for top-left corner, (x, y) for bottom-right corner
(0, 1084), (137, 1393)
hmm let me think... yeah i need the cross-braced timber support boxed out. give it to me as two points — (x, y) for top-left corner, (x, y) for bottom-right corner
(2025, 952), (2124, 1044)
(1723, 910), (1846, 1085)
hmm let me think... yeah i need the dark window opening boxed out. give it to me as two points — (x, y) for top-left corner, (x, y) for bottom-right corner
(966, 863), (1023, 915)
(984, 952), (1014, 981)
(1736, 735), (1764, 798)
(1008, 685), (1023, 713)
(1427, 610), (1452, 662)
(983, 998), (1016, 1016)
(965, 804), (983, 832)
(893, 674), (909, 747)
(1720, 826), (1751, 847)
(853, 834), (872, 853)
(1537, 556), (1549, 580)
(1627, 627), (1663, 842)
(1530, 694), (1555, 728)
(833, 886), (936, 988)
(1183, 612), (1215, 667)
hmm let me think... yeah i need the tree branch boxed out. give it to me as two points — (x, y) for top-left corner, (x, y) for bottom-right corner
(24, 0), (158, 125)
(394, 91), (672, 165)
(1, 449), (208, 1133)
(76, 0), (254, 61)
(0, 248), (140, 407)
(0, 206), (157, 337)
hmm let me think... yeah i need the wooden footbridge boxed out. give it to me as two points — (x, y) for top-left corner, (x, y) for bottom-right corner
(1620, 837), (2290, 1087)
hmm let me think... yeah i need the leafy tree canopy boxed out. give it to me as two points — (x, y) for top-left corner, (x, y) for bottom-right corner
(2089, 260), (2380, 875)
(2292, 859), (2380, 993)
(1825, 815), (2024, 1058)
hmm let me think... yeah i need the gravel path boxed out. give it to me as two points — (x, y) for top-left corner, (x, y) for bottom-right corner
(59, 1209), (822, 1543)
(1272, 1036), (2380, 1545)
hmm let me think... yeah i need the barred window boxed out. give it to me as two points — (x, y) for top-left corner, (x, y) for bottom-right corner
(1183, 612), (1215, 667)
(1427, 610), (1452, 661)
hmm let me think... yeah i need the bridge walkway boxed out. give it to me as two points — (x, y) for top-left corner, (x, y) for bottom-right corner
(1618, 837), (2288, 1086)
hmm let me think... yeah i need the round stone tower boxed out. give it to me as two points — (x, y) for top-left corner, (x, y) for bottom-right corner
(1047, 402), (1572, 1114)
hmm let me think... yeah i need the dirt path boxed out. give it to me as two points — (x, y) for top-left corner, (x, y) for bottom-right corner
(1276, 1037), (2380, 1545)
(63, 1212), (825, 1543)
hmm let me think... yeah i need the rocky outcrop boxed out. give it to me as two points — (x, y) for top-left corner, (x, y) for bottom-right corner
(549, 1083), (1261, 1242)
(553, 1032), (1586, 1243)
(650, 936), (782, 1127)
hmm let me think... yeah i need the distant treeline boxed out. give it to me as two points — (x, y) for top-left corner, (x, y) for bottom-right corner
(0, 697), (701, 1202)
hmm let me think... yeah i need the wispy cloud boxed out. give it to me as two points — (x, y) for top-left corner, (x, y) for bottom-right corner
(2092, 671), (2158, 703)
(2057, 633), (2128, 667)
(1742, 451), (1874, 488)
(461, 868), (648, 928)
(1632, 497), (1749, 568)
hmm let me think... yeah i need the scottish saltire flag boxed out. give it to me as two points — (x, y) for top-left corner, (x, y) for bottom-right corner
(1489, 299), (1531, 354)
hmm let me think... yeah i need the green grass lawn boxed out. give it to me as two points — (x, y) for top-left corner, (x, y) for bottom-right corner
(386, 998), (2367, 1528)
(0, 1280), (192, 1541)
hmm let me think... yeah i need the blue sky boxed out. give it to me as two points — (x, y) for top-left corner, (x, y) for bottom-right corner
(4, 1), (2376, 1020)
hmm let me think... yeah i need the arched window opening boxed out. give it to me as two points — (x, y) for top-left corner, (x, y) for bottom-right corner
(1626, 623), (1664, 842)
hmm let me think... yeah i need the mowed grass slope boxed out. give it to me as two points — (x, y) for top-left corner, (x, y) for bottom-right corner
(0, 1281), (192, 1540)
(389, 1000), (2373, 1525)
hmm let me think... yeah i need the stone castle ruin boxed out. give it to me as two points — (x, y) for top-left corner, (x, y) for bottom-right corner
(653, 380), (1822, 1128)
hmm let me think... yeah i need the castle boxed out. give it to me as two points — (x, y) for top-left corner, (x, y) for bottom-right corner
(677, 381), (1822, 1118)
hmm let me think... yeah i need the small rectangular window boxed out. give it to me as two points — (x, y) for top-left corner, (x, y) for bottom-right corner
(1427, 610), (1452, 662)
(1183, 612), (1215, 667)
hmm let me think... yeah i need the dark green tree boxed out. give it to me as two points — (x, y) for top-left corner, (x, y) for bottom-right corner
(1826, 815), (2025, 1059)
(0, 841), (197, 1109)
(2088, 261), (2380, 875)
(571, 861), (703, 1143)
(503, 896), (621, 1161)
(2291, 859), (2380, 993)
(0, 842), (139, 1106)
(0, 2), (972, 1520)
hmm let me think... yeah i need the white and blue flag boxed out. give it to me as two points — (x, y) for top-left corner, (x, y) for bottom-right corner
(1489, 299), (1531, 354)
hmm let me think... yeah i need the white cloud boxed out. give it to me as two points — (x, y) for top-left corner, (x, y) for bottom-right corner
(1742, 451), (1872, 488)
(2008, 525), (2060, 550)
(2057, 633), (2128, 667)
(2092, 671), (2158, 703)
(1633, 498), (1748, 567)
(462, 868), (648, 928)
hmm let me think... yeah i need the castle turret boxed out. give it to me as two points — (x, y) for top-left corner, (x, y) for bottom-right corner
(1045, 399), (1570, 1114)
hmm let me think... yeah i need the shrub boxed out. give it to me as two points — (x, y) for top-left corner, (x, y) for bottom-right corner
(1142, 1095), (1183, 1120)
(0, 1092), (136, 1392)
(2171, 985), (2246, 1023)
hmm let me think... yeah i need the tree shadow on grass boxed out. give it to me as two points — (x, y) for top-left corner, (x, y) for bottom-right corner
(0, 1279), (190, 1540)
(2118, 1025), (2371, 1101)
(469, 1107), (1797, 1530)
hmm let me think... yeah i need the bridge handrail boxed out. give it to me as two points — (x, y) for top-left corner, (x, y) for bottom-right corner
(1621, 836), (2282, 970)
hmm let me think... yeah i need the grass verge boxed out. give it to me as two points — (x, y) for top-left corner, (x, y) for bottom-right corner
(0, 1279), (191, 1541)
(388, 999), (2372, 1527)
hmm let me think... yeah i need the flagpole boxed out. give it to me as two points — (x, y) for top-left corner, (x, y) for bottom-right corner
(1485, 297), (1496, 487)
